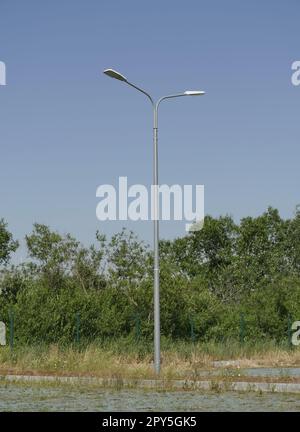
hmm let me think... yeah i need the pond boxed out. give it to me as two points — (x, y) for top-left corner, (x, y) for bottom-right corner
(1, 383), (300, 411)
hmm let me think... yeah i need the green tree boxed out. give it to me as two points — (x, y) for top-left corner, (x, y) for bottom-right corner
(25, 223), (79, 288)
(107, 229), (151, 286)
(25, 224), (106, 292)
(0, 218), (18, 265)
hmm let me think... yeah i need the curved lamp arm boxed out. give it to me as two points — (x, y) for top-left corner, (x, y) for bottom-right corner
(155, 93), (189, 127)
(156, 93), (187, 108)
(103, 68), (154, 106)
(126, 81), (154, 106)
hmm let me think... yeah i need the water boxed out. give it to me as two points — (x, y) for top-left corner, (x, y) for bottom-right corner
(1, 383), (300, 411)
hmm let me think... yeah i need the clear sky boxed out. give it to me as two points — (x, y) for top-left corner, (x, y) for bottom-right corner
(0, 0), (299, 261)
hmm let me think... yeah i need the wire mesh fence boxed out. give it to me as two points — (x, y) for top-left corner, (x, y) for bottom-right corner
(0, 310), (297, 351)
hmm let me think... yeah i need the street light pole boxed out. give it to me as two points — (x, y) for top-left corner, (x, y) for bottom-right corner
(103, 69), (205, 374)
(153, 102), (160, 374)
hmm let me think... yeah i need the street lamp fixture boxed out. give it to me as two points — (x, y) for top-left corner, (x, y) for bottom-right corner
(103, 68), (205, 375)
(103, 68), (127, 82)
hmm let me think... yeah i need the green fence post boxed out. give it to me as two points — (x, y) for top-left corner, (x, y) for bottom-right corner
(9, 309), (14, 351)
(75, 312), (80, 345)
(135, 313), (141, 341)
(190, 317), (195, 343)
(288, 314), (293, 349)
(239, 312), (245, 345)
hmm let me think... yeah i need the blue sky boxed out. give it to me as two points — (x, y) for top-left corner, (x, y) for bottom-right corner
(0, 0), (299, 261)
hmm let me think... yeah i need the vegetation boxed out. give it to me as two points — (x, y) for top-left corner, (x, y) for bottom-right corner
(0, 207), (300, 349)
(1, 339), (300, 380)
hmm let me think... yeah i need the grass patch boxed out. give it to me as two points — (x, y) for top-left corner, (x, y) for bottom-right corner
(0, 337), (299, 381)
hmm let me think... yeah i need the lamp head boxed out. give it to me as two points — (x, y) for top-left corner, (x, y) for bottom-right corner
(184, 90), (205, 96)
(103, 69), (127, 82)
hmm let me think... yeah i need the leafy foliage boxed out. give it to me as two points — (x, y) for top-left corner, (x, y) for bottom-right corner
(0, 219), (18, 266)
(0, 207), (300, 345)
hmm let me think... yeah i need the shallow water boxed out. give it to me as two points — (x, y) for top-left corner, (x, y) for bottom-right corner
(1, 384), (300, 411)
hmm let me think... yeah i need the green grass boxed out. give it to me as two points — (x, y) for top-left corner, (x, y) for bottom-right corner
(0, 337), (299, 381)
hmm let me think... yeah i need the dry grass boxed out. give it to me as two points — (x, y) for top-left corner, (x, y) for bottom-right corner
(0, 339), (299, 380)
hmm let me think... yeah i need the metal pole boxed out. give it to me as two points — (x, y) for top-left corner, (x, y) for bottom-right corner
(76, 312), (80, 345)
(153, 105), (160, 374)
(190, 316), (195, 343)
(288, 314), (293, 349)
(239, 312), (245, 345)
(135, 312), (141, 341)
(9, 309), (14, 351)
(103, 68), (204, 374)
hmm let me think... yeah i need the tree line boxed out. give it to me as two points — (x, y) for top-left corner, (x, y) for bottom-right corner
(0, 206), (299, 345)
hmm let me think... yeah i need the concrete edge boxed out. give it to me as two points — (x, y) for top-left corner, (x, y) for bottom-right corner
(1, 374), (300, 394)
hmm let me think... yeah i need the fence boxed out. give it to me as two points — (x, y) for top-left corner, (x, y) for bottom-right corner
(0, 310), (297, 350)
